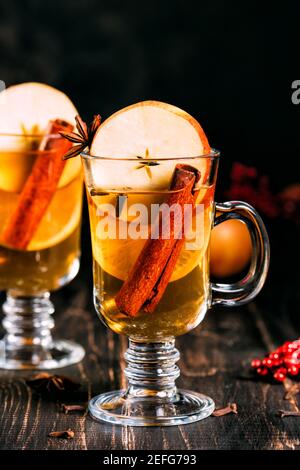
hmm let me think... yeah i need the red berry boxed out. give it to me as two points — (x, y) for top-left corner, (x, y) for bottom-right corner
(281, 343), (292, 352)
(250, 340), (300, 382)
(290, 350), (300, 359)
(284, 357), (299, 368)
(287, 365), (299, 376)
(269, 352), (280, 360)
(251, 359), (261, 369)
(273, 371), (286, 382)
(262, 358), (273, 368)
(273, 367), (287, 382)
(257, 367), (268, 376)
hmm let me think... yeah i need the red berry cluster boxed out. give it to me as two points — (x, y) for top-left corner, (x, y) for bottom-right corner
(251, 339), (300, 382)
(226, 162), (279, 218)
(226, 162), (300, 224)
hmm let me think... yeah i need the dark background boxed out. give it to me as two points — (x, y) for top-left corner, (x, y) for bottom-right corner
(0, 2), (300, 451)
(0, 0), (299, 285)
(0, 0), (299, 185)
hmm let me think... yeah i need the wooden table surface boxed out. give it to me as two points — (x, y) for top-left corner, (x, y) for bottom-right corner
(0, 263), (299, 451)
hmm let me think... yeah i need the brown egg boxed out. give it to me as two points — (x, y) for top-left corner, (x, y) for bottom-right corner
(210, 219), (252, 278)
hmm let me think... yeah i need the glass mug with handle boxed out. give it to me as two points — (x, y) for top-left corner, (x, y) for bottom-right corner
(81, 100), (270, 426)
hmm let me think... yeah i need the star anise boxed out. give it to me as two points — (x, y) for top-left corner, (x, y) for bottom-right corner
(59, 114), (101, 160)
(26, 373), (81, 395)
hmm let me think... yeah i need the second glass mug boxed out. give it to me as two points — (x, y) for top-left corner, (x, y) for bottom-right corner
(0, 133), (85, 369)
(82, 149), (270, 426)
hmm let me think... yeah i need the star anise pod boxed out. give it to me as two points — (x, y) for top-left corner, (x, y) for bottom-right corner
(59, 114), (101, 160)
(26, 373), (81, 395)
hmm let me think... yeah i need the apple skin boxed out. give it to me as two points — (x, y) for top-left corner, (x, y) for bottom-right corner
(210, 219), (252, 278)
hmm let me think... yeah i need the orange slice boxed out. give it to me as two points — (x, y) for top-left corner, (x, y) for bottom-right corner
(94, 236), (203, 282)
(92, 202), (213, 282)
(28, 189), (82, 251)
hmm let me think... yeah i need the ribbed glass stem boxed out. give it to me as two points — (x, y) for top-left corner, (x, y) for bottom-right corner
(2, 291), (54, 363)
(124, 339), (180, 399)
(0, 290), (85, 370)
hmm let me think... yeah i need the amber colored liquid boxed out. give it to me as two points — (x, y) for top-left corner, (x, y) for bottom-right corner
(88, 188), (214, 341)
(0, 165), (83, 295)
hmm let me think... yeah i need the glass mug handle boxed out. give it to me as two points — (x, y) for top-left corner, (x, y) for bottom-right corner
(211, 201), (270, 306)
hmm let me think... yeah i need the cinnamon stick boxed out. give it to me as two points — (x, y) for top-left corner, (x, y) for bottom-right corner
(1, 119), (73, 250)
(115, 164), (200, 317)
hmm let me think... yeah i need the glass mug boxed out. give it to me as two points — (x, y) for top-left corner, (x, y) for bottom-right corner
(82, 150), (270, 426)
(0, 133), (84, 369)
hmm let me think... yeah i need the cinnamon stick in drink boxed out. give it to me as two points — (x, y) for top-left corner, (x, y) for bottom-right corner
(115, 164), (200, 317)
(1, 119), (73, 250)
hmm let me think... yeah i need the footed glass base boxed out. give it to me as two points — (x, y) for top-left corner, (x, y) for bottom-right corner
(89, 389), (215, 426)
(0, 291), (85, 370)
(89, 339), (214, 426)
(0, 338), (85, 370)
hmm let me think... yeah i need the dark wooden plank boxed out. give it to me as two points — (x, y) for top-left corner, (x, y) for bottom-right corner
(0, 266), (299, 450)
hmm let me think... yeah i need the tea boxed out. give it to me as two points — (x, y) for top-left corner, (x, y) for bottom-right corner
(0, 169), (82, 295)
(88, 186), (214, 341)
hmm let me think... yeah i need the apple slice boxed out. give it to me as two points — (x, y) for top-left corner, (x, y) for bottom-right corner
(89, 100), (211, 191)
(0, 82), (81, 191)
(0, 82), (77, 133)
